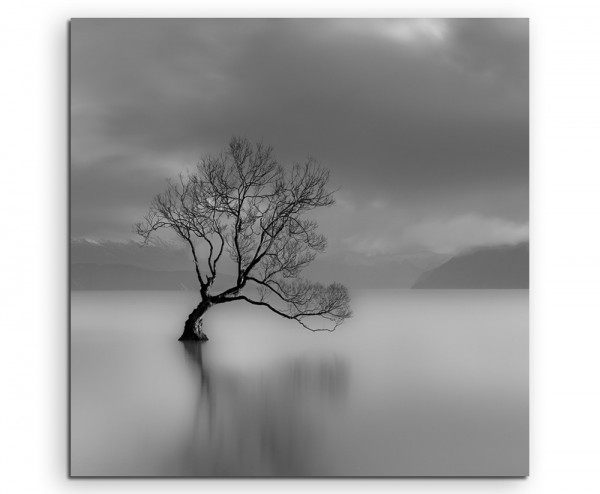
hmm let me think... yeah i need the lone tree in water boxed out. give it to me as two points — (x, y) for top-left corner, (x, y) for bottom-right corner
(135, 136), (352, 342)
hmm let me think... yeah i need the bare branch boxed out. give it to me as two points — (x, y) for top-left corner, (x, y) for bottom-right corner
(135, 136), (352, 331)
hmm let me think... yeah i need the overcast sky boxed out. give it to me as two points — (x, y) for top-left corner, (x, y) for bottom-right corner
(71, 18), (528, 260)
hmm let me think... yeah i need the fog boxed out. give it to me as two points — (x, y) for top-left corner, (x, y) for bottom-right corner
(71, 290), (527, 476)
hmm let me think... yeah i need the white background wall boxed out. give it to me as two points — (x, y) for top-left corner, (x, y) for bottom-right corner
(1, 0), (599, 492)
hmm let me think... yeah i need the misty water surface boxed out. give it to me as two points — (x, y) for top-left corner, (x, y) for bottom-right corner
(70, 290), (527, 476)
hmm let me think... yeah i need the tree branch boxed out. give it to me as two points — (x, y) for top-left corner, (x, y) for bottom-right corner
(135, 135), (352, 333)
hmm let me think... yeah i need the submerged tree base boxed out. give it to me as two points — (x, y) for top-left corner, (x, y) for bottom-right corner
(178, 332), (209, 343)
(178, 301), (211, 342)
(178, 319), (209, 342)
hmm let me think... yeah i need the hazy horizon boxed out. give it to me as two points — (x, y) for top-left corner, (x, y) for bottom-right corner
(69, 237), (528, 289)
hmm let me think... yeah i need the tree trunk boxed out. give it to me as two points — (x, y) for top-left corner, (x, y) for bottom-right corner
(179, 299), (211, 342)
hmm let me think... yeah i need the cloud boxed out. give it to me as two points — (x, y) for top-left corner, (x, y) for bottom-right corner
(444, 18), (528, 87)
(340, 19), (450, 45)
(70, 19), (528, 245)
(403, 214), (529, 254)
(338, 199), (528, 257)
(384, 19), (449, 43)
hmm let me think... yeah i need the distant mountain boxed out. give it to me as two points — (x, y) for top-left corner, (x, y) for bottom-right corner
(71, 238), (238, 291)
(72, 238), (452, 289)
(71, 263), (236, 291)
(71, 238), (193, 271)
(412, 243), (529, 289)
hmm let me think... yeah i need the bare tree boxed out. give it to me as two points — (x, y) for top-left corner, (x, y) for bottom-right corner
(135, 136), (352, 342)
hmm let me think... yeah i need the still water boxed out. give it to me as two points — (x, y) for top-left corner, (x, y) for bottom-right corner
(70, 290), (528, 477)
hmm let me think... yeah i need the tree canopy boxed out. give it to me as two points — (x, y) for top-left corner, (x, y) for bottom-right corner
(135, 136), (352, 333)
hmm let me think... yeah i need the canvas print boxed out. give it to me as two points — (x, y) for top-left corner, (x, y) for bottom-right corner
(70, 19), (529, 477)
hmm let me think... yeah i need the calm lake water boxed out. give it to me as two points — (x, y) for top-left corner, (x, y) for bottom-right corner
(70, 290), (528, 477)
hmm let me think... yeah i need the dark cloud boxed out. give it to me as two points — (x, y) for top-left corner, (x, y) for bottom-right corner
(445, 19), (529, 87)
(71, 19), (528, 255)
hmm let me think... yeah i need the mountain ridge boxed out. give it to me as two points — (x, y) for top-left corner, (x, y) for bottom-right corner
(71, 263), (236, 291)
(412, 242), (529, 289)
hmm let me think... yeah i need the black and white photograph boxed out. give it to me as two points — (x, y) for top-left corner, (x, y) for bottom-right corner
(69, 18), (529, 477)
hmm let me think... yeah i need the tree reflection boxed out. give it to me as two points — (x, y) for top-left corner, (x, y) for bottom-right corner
(175, 342), (348, 476)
